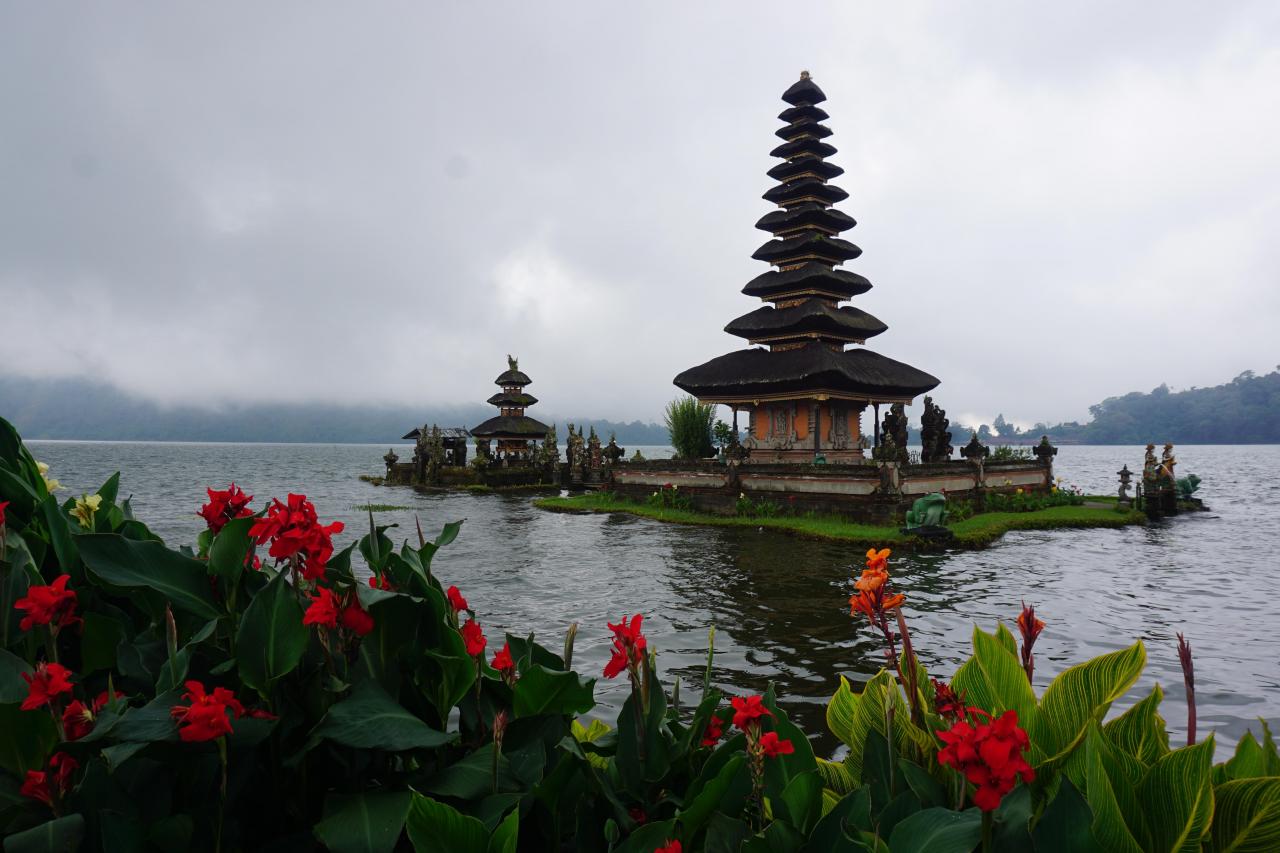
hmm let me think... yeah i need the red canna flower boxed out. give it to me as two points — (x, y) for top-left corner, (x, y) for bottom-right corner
(248, 708), (279, 720)
(197, 484), (254, 535)
(492, 642), (516, 676)
(302, 586), (339, 629)
(21, 662), (74, 711)
(731, 695), (772, 731)
(340, 599), (375, 637)
(1017, 602), (1045, 684)
(446, 585), (468, 612)
(628, 806), (647, 825)
(62, 700), (95, 740)
(759, 731), (794, 758)
(937, 708), (1034, 811)
(20, 752), (78, 807)
(701, 712), (725, 747)
(248, 493), (344, 580)
(15, 574), (81, 634)
(932, 679), (971, 721)
(0, 500), (8, 526)
(369, 573), (394, 591)
(603, 614), (647, 679)
(170, 680), (244, 742)
(461, 619), (486, 656)
(654, 842), (681, 853)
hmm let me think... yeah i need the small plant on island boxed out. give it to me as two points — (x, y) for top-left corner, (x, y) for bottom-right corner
(0, 415), (1275, 851)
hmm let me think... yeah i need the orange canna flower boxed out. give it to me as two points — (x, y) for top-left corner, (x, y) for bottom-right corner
(855, 567), (888, 592)
(865, 548), (891, 572)
(882, 592), (905, 611)
(849, 590), (876, 618)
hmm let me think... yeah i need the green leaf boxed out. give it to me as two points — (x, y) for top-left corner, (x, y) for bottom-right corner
(78, 534), (221, 620)
(38, 494), (78, 570)
(511, 665), (595, 718)
(780, 770), (823, 836)
(487, 809), (518, 853)
(0, 702), (58, 775)
(208, 516), (256, 584)
(1032, 641), (1146, 766)
(315, 681), (455, 751)
(1082, 723), (1146, 853)
(613, 819), (679, 853)
(805, 786), (873, 852)
(96, 472), (121, 507)
(1102, 684), (1170, 765)
(952, 625), (1037, 725)
(422, 745), (519, 799)
(990, 783), (1032, 852)
(405, 794), (487, 853)
(1137, 737), (1215, 852)
(887, 807), (982, 853)
(434, 520), (464, 548)
(2, 814), (86, 852)
(236, 571), (307, 692)
(898, 759), (947, 810)
(0, 647), (32, 703)
(816, 757), (856, 796)
(677, 754), (746, 841)
(80, 612), (128, 674)
(827, 671), (929, 782)
(314, 791), (411, 853)
(1030, 776), (1096, 853)
(1210, 777), (1280, 853)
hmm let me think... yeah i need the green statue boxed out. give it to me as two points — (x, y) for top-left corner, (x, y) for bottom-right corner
(903, 492), (949, 531)
(1175, 474), (1201, 499)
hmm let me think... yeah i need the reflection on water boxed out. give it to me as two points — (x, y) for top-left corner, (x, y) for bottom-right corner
(26, 440), (1280, 757)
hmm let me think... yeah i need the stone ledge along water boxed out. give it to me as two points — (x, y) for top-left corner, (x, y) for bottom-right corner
(27, 439), (1278, 758)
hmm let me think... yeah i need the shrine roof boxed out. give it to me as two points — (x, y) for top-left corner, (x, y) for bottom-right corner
(674, 343), (938, 402)
(470, 415), (550, 439)
(724, 299), (887, 343)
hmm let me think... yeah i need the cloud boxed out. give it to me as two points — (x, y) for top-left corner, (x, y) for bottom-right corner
(2, 1), (1278, 423)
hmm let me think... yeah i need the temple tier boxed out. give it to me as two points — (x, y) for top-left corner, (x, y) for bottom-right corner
(673, 72), (939, 462)
(470, 356), (550, 455)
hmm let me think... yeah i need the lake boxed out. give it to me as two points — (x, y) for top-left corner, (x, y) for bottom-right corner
(26, 440), (1280, 758)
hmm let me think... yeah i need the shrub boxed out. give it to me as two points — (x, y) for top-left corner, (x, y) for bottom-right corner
(647, 483), (692, 511)
(1, 416), (1276, 851)
(664, 396), (715, 459)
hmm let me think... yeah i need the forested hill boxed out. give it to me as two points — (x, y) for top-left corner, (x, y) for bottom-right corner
(0, 376), (669, 445)
(1024, 370), (1280, 444)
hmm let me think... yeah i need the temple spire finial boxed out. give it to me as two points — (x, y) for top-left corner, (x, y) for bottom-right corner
(800, 69), (810, 80)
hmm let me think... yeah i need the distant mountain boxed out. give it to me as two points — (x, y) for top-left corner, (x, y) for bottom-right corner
(0, 376), (670, 445)
(961, 369), (1280, 445)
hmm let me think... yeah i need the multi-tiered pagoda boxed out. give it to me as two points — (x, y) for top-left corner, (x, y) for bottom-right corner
(471, 355), (550, 456)
(674, 72), (939, 462)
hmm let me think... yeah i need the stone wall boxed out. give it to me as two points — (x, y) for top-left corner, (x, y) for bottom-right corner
(607, 458), (1052, 522)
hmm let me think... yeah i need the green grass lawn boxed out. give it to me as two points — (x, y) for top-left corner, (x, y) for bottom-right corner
(533, 492), (1146, 549)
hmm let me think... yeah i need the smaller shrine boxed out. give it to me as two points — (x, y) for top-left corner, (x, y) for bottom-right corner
(470, 355), (550, 463)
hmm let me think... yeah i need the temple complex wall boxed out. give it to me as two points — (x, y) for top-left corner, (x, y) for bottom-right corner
(606, 458), (1052, 523)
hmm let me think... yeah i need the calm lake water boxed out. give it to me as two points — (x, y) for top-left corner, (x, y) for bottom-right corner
(25, 440), (1280, 758)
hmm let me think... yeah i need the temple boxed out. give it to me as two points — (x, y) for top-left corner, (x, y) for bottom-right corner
(674, 72), (939, 462)
(470, 355), (550, 460)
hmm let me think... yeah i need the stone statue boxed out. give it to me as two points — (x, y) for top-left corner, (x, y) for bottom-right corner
(960, 432), (989, 462)
(1142, 444), (1158, 484)
(880, 404), (909, 464)
(540, 425), (560, 472)
(1160, 443), (1177, 483)
(603, 432), (625, 466)
(919, 396), (954, 463)
(903, 492), (950, 535)
(1033, 436), (1058, 468)
(426, 425), (445, 484)
(383, 448), (399, 478)
(567, 425), (586, 484)
(1117, 464), (1133, 502)
(507, 353), (518, 372)
(587, 427), (603, 481)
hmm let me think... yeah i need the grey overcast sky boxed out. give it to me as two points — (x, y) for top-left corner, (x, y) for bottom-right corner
(2, 2), (1278, 427)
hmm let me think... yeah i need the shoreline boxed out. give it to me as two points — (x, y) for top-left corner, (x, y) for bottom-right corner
(533, 492), (1147, 549)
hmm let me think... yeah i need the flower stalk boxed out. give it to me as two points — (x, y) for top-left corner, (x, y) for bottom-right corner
(1177, 632), (1196, 746)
